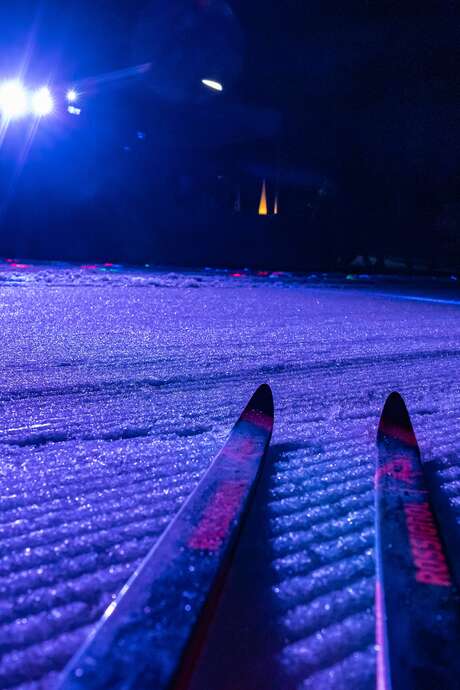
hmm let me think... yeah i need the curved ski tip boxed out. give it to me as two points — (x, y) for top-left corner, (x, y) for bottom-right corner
(247, 383), (274, 419)
(378, 391), (414, 436)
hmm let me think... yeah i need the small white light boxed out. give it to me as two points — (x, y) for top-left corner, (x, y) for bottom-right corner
(201, 79), (223, 92)
(67, 89), (78, 102)
(0, 80), (28, 119)
(32, 87), (54, 116)
(67, 105), (81, 116)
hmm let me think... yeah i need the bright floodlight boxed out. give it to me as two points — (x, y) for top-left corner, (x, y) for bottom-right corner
(32, 87), (54, 116)
(201, 79), (223, 92)
(66, 89), (77, 102)
(0, 80), (28, 119)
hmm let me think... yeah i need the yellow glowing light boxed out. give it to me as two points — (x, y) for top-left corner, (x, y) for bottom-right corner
(258, 180), (268, 215)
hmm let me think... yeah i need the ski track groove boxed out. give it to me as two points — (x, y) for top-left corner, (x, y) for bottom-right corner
(0, 478), (189, 557)
(0, 491), (187, 563)
(0, 275), (459, 690)
(0, 469), (198, 537)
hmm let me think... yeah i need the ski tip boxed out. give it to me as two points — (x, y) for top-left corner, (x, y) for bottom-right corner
(247, 383), (274, 419)
(377, 391), (417, 446)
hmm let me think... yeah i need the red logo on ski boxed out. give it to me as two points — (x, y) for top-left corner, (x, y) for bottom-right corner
(375, 456), (421, 487)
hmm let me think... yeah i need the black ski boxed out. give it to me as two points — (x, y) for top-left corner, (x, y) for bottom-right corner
(375, 392), (460, 690)
(56, 384), (274, 690)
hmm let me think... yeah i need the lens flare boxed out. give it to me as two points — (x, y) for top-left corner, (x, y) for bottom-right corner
(66, 89), (77, 102)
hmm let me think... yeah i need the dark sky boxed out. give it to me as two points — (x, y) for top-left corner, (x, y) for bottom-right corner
(0, 0), (459, 264)
(2, 1), (457, 136)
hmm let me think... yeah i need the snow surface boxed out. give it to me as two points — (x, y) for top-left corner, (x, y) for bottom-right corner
(0, 262), (459, 690)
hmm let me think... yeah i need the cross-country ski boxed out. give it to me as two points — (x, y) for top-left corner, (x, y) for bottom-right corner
(56, 383), (274, 690)
(375, 392), (460, 690)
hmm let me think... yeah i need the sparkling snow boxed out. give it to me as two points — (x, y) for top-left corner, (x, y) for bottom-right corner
(0, 262), (459, 689)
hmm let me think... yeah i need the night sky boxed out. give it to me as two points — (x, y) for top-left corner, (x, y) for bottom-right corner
(0, 0), (459, 268)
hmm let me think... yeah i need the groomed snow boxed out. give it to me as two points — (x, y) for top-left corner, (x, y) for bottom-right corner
(0, 262), (459, 689)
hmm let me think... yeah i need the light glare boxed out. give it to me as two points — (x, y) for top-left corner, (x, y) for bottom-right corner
(32, 87), (54, 116)
(201, 79), (223, 92)
(67, 89), (77, 102)
(0, 80), (28, 119)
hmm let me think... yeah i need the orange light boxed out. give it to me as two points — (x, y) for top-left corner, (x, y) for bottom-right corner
(258, 180), (268, 215)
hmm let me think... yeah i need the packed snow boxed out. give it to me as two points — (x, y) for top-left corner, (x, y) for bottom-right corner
(0, 261), (459, 690)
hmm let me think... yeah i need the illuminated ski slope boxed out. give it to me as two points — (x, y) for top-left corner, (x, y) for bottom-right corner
(0, 263), (459, 690)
